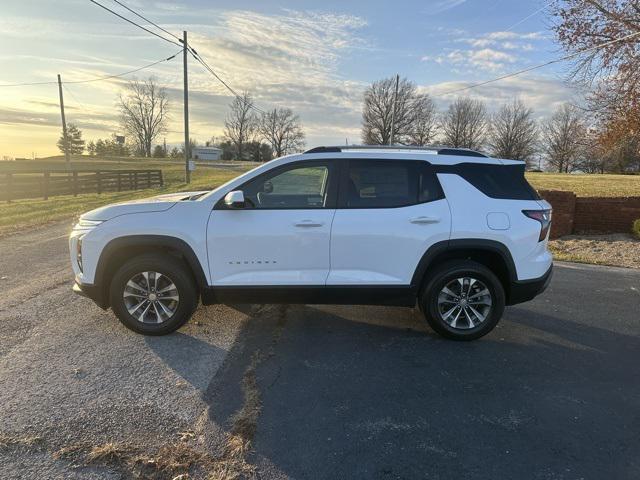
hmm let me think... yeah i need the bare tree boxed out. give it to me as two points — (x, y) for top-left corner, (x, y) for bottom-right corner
(541, 103), (587, 173)
(118, 78), (169, 158)
(488, 99), (538, 164)
(224, 92), (258, 160)
(362, 76), (432, 145)
(441, 97), (488, 150)
(408, 95), (439, 146)
(259, 108), (305, 157)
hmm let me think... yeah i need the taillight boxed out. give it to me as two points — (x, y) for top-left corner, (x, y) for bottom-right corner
(522, 209), (552, 241)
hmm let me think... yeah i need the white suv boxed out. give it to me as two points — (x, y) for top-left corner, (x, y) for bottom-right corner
(69, 146), (552, 341)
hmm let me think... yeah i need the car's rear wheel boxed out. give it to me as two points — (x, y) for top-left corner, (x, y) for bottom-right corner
(109, 253), (198, 335)
(420, 260), (505, 341)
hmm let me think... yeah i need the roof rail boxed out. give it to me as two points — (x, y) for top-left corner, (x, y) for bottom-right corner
(303, 145), (488, 158)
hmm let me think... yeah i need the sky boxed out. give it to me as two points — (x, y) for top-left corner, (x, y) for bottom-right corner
(0, 0), (585, 158)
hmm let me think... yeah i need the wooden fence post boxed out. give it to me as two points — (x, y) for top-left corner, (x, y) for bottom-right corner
(134, 172), (139, 190)
(146, 170), (151, 188)
(97, 171), (102, 194)
(73, 172), (78, 196)
(44, 172), (50, 200)
(117, 172), (122, 192)
(159, 170), (164, 187)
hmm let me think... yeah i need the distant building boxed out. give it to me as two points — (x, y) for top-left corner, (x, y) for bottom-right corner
(191, 146), (222, 161)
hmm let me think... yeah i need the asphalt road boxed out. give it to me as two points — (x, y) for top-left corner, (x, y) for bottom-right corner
(1, 221), (639, 479)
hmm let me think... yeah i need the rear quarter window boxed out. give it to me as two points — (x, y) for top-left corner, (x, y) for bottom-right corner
(436, 163), (540, 200)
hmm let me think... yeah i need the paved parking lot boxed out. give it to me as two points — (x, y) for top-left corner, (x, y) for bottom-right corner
(1, 221), (639, 479)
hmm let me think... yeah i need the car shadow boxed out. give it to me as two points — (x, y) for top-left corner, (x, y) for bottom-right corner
(202, 301), (640, 480)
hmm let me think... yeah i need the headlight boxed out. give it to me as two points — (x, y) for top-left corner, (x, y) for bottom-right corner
(76, 235), (84, 272)
(76, 219), (103, 229)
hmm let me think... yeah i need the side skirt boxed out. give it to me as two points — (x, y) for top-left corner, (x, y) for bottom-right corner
(202, 285), (417, 307)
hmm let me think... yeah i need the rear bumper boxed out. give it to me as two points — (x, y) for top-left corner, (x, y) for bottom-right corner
(73, 281), (108, 310)
(507, 264), (553, 306)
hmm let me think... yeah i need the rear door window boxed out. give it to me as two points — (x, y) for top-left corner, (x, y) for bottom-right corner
(341, 160), (444, 208)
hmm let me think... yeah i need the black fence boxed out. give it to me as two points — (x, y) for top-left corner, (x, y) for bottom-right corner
(2, 169), (163, 201)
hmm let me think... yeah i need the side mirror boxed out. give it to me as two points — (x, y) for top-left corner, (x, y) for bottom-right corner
(224, 190), (246, 209)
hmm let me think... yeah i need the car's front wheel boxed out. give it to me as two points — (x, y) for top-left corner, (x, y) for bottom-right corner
(109, 253), (198, 335)
(420, 260), (505, 341)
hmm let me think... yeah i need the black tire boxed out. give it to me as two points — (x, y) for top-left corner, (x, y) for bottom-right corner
(420, 260), (505, 341)
(109, 253), (198, 335)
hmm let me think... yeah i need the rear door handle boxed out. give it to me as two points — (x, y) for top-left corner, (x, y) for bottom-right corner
(294, 220), (325, 227)
(410, 216), (440, 224)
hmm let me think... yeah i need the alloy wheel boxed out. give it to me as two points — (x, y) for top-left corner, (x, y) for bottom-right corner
(437, 277), (492, 329)
(122, 271), (180, 324)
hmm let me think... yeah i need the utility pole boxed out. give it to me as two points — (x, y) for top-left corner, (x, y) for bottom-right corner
(183, 30), (191, 183)
(57, 74), (70, 166)
(389, 74), (399, 146)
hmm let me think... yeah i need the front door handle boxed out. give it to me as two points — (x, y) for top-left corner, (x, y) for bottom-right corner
(410, 216), (440, 224)
(294, 220), (325, 227)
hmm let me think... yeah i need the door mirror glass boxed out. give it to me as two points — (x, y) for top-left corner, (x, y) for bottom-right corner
(224, 190), (245, 209)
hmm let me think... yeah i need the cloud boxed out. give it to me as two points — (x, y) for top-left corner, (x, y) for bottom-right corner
(421, 75), (584, 118)
(0, 106), (118, 132)
(153, 2), (187, 12)
(423, 48), (518, 72)
(425, 0), (469, 15)
(457, 30), (546, 51)
(176, 9), (369, 142)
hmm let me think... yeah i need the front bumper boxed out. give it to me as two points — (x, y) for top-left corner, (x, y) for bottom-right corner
(507, 264), (553, 306)
(73, 281), (108, 310)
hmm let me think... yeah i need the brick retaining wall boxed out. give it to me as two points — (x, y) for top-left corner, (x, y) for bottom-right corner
(574, 196), (640, 234)
(538, 190), (640, 238)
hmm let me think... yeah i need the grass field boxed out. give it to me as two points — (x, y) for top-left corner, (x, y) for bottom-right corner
(1, 155), (639, 236)
(526, 172), (640, 197)
(0, 156), (254, 236)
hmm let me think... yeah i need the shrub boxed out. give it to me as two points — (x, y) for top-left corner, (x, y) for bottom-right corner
(633, 219), (640, 239)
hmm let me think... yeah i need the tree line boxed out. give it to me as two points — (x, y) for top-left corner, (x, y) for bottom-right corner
(58, 78), (305, 162)
(361, 75), (638, 173)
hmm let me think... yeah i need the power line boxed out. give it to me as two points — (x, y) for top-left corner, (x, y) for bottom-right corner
(94, 0), (269, 115)
(188, 50), (267, 115)
(110, 0), (182, 42)
(502, 1), (552, 33)
(67, 52), (180, 84)
(433, 30), (640, 97)
(62, 83), (89, 113)
(89, 0), (182, 48)
(0, 51), (180, 88)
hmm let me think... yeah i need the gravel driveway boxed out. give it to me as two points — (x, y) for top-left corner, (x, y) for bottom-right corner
(0, 221), (248, 479)
(1, 222), (639, 479)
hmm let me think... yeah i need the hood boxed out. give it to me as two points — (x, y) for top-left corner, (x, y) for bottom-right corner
(81, 191), (209, 221)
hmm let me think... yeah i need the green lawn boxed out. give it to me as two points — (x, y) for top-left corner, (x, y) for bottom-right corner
(0, 156), (253, 236)
(526, 172), (640, 197)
